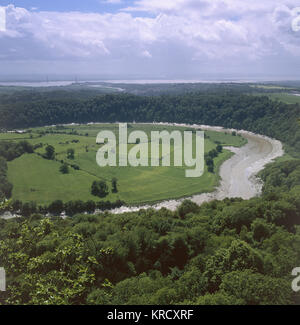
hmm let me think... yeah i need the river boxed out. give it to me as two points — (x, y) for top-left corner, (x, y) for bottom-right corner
(109, 123), (284, 214)
(0, 123), (284, 218)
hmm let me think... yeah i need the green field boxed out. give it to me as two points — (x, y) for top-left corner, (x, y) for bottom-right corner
(255, 92), (300, 105)
(250, 85), (293, 90)
(4, 124), (246, 205)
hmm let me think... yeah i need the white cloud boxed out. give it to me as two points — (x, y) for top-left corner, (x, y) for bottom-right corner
(1, 1), (300, 76)
(141, 50), (152, 58)
(104, 0), (123, 4)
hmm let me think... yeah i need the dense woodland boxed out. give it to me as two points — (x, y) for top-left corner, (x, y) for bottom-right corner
(0, 91), (299, 157)
(0, 89), (299, 305)
(0, 159), (299, 305)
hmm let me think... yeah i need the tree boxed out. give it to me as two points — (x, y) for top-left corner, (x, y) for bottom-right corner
(59, 163), (69, 174)
(44, 145), (55, 160)
(98, 181), (109, 198)
(12, 199), (22, 212)
(0, 179), (13, 199)
(205, 156), (214, 173)
(91, 181), (99, 197)
(216, 144), (223, 153)
(67, 148), (75, 160)
(21, 201), (37, 217)
(195, 292), (243, 305)
(111, 178), (118, 193)
(220, 270), (292, 305)
(85, 200), (96, 213)
(91, 181), (109, 198)
(64, 200), (86, 216)
(251, 219), (271, 242)
(48, 200), (64, 215)
(207, 164), (214, 173)
(208, 149), (218, 159)
(177, 200), (199, 219)
(0, 226), (97, 305)
(19, 141), (34, 153)
(204, 240), (264, 292)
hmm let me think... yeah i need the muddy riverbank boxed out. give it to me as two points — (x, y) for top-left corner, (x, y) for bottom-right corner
(110, 123), (284, 213)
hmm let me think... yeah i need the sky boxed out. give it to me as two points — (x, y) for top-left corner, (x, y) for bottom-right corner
(0, 0), (300, 80)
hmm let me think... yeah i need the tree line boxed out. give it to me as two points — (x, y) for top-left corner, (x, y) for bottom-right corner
(0, 92), (299, 157)
(0, 89), (299, 305)
(0, 141), (34, 200)
(1, 198), (125, 217)
(0, 140), (124, 211)
(0, 158), (299, 305)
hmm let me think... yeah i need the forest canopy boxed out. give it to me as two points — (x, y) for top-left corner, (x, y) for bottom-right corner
(0, 159), (299, 305)
(0, 89), (299, 305)
(0, 92), (299, 157)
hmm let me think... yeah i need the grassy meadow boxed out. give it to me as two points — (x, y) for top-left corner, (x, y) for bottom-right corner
(4, 124), (246, 205)
(253, 92), (300, 105)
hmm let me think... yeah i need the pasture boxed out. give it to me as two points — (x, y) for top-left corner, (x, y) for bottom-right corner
(4, 123), (246, 205)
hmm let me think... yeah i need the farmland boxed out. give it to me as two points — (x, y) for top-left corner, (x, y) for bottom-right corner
(254, 92), (300, 105)
(3, 123), (246, 205)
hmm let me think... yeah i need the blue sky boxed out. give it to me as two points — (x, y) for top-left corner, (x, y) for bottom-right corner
(0, 1), (300, 80)
(0, 0), (132, 13)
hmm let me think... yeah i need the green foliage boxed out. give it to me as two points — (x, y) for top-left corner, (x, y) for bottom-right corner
(5, 124), (237, 205)
(1, 165), (299, 305)
(0, 140), (35, 200)
(177, 200), (199, 219)
(91, 181), (109, 198)
(67, 148), (75, 160)
(0, 140), (33, 161)
(195, 292), (243, 305)
(204, 147), (223, 173)
(0, 152), (299, 306)
(0, 91), (299, 305)
(44, 145), (55, 160)
(111, 178), (118, 193)
(0, 220), (98, 304)
(261, 160), (300, 194)
(251, 219), (272, 242)
(216, 144), (223, 153)
(0, 92), (299, 157)
(204, 240), (263, 292)
(220, 270), (292, 305)
(48, 200), (64, 215)
(59, 163), (69, 174)
(0, 157), (13, 200)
